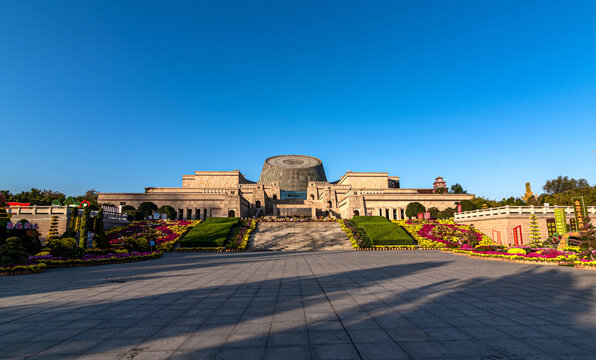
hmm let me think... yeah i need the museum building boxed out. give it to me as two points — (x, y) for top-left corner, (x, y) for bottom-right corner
(97, 155), (474, 219)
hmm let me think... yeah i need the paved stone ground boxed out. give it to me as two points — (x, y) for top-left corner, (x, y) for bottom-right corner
(1, 251), (595, 360)
(249, 223), (352, 251)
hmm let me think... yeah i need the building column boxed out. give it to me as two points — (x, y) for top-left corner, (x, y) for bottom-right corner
(389, 208), (395, 220)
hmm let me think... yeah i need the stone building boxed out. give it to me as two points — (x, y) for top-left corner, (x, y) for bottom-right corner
(98, 155), (474, 220)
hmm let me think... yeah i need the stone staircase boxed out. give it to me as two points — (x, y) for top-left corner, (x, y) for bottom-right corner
(249, 222), (353, 251)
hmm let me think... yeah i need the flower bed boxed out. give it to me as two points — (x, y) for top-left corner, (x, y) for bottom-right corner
(357, 245), (418, 251)
(257, 217), (337, 223)
(0, 263), (47, 276)
(107, 220), (199, 251)
(175, 247), (224, 253)
(393, 220), (492, 249)
(29, 251), (162, 268)
(338, 219), (371, 248)
(574, 259), (596, 270)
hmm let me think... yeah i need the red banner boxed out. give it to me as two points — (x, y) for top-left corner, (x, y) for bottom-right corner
(417, 213), (424, 220)
(457, 204), (462, 213)
(424, 212), (431, 219)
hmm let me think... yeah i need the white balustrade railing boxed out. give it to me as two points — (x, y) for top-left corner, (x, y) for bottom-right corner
(7, 206), (128, 222)
(455, 205), (596, 220)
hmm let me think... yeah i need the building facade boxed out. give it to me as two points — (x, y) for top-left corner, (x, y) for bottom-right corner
(98, 155), (474, 220)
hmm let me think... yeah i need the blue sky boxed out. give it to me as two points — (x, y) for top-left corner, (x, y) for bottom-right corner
(1, 0), (595, 199)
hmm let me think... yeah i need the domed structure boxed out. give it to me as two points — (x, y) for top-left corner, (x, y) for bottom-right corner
(259, 155), (327, 192)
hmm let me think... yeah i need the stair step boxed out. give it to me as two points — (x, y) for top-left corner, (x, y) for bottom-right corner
(249, 222), (352, 251)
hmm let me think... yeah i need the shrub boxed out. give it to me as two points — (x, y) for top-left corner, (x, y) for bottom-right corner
(124, 236), (150, 252)
(405, 202), (426, 219)
(0, 237), (29, 266)
(180, 217), (239, 247)
(428, 207), (440, 219)
(48, 237), (84, 259)
(158, 205), (177, 220)
(19, 235), (42, 255)
(438, 208), (455, 218)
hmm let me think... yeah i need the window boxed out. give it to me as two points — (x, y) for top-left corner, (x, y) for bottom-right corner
(120, 202), (126, 205)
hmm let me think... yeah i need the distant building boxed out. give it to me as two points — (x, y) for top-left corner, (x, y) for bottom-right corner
(433, 176), (447, 193)
(98, 155), (473, 219)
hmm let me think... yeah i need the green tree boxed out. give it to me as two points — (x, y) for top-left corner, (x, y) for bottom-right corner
(0, 237), (28, 266)
(138, 202), (158, 217)
(449, 184), (467, 194)
(543, 176), (590, 195)
(405, 202), (426, 219)
(438, 208), (455, 218)
(428, 207), (440, 219)
(158, 205), (177, 220)
(459, 200), (477, 212)
(75, 189), (99, 207)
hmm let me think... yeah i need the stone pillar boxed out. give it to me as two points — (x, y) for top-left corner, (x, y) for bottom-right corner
(389, 208), (395, 220)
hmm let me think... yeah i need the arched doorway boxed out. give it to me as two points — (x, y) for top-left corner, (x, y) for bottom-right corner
(272, 195), (277, 200)
(353, 209), (360, 216)
(228, 210), (235, 217)
(327, 201), (332, 208)
(255, 200), (261, 208)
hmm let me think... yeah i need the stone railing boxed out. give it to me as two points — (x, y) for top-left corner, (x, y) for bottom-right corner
(8, 206), (128, 222)
(455, 205), (596, 220)
(7, 206), (69, 215)
(257, 181), (279, 186)
(239, 184), (258, 189)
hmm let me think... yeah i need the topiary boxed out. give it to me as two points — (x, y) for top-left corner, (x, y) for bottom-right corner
(47, 237), (84, 259)
(79, 205), (91, 248)
(19, 234), (42, 255)
(138, 202), (158, 217)
(93, 209), (109, 249)
(405, 202), (426, 219)
(438, 208), (455, 219)
(124, 236), (150, 252)
(428, 207), (440, 219)
(0, 237), (29, 266)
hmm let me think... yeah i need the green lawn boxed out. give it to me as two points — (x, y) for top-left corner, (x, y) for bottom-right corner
(179, 217), (239, 247)
(352, 216), (414, 245)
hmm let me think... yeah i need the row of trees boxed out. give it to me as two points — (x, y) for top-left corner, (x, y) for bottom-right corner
(1, 189), (99, 208)
(404, 199), (477, 219)
(118, 202), (177, 221)
(469, 176), (594, 209)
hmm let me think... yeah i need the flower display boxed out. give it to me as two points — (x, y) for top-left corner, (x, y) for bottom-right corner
(107, 220), (199, 251)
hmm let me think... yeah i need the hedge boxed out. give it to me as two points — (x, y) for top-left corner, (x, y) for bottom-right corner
(0, 263), (47, 276)
(179, 217), (239, 247)
(352, 216), (414, 245)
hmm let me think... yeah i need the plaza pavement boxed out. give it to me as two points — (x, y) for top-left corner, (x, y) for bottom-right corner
(0, 250), (595, 360)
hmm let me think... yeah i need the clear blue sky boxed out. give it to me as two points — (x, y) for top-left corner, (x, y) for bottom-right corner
(2, 0), (595, 199)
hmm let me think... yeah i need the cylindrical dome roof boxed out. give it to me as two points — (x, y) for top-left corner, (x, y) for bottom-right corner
(259, 155), (327, 191)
